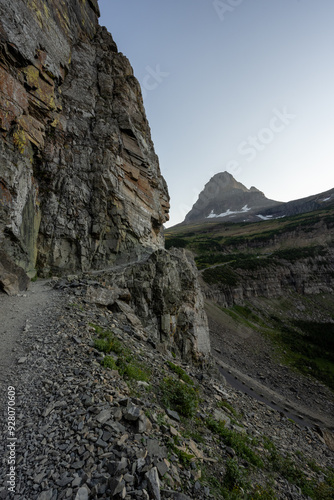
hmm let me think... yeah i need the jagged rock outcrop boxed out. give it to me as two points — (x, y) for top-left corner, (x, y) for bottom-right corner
(92, 248), (211, 362)
(0, 0), (169, 280)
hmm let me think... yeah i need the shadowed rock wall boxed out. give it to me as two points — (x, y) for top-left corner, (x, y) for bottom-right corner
(0, 0), (169, 279)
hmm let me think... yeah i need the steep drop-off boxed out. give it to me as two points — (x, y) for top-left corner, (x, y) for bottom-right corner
(0, 0), (169, 279)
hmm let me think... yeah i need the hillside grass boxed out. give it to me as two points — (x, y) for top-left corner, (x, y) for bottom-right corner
(165, 206), (334, 271)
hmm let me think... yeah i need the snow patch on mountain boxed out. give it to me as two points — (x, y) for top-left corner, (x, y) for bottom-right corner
(207, 205), (251, 219)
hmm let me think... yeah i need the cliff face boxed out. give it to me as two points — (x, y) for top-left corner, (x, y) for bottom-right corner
(0, 0), (169, 278)
(203, 251), (334, 308)
(0, 1), (210, 361)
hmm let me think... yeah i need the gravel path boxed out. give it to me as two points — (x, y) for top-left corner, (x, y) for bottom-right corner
(0, 280), (59, 396)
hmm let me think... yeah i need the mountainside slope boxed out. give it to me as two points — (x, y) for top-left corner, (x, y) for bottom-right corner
(166, 206), (334, 396)
(1, 280), (333, 500)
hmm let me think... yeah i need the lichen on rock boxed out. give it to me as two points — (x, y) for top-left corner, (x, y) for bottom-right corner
(0, 0), (169, 279)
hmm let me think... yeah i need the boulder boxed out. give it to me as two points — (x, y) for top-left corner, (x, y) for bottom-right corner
(0, 250), (30, 295)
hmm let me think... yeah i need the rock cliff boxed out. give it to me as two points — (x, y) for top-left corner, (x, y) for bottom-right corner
(0, 0), (169, 279)
(0, 1), (210, 361)
(203, 251), (334, 308)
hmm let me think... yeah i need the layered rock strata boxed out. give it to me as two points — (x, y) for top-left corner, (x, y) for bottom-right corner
(0, 0), (169, 279)
(203, 251), (334, 308)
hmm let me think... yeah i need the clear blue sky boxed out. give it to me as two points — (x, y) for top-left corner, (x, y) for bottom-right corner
(99, 0), (334, 227)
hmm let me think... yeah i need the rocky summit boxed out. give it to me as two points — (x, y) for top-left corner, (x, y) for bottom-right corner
(184, 172), (278, 223)
(183, 171), (334, 224)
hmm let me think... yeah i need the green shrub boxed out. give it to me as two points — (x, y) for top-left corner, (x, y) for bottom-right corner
(92, 325), (124, 355)
(251, 484), (277, 499)
(217, 400), (240, 420)
(224, 458), (247, 491)
(101, 356), (118, 370)
(92, 325), (150, 382)
(94, 337), (113, 353)
(167, 361), (194, 385)
(272, 245), (326, 262)
(169, 442), (194, 466)
(160, 377), (199, 417)
(165, 237), (188, 249)
(231, 257), (269, 271)
(124, 360), (151, 382)
(206, 418), (263, 467)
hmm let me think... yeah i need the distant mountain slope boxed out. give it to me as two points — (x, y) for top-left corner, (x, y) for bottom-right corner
(165, 205), (334, 392)
(183, 171), (334, 223)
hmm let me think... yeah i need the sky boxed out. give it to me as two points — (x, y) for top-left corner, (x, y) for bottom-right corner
(99, 0), (334, 227)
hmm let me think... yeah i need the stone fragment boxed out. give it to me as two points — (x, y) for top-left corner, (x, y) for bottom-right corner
(136, 414), (152, 434)
(85, 286), (124, 307)
(156, 460), (169, 478)
(96, 408), (112, 424)
(147, 439), (167, 459)
(123, 404), (142, 421)
(34, 472), (45, 484)
(57, 475), (73, 487)
(226, 446), (236, 458)
(74, 487), (89, 500)
(109, 477), (126, 497)
(169, 426), (181, 437)
(71, 460), (85, 470)
(166, 409), (180, 422)
(117, 457), (128, 472)
(213, 408), (231, 427)
(107, 462), (118, 476)
(145, 467), (161, 500)
(188, 439), (204, 459)
(124, 473), (134, 483)
(117, 433), (129, 446)
(36, 490), (54, 500)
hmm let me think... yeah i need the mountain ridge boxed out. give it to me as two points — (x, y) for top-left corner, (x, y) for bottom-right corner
(182, 171), (334, 225)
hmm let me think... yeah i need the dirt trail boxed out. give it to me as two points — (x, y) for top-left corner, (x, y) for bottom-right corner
(0, 281), (57, 402)
(215, 357), (334, 429)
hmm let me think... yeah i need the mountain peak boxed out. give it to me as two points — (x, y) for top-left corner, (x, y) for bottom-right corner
(184, 172), (277, 223)
(183, 172), (334, 225)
